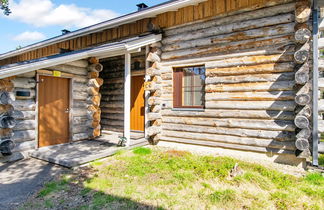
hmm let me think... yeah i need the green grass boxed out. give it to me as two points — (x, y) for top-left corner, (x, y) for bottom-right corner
(132, 147), (152, 155)
(21, 147), (324, 209)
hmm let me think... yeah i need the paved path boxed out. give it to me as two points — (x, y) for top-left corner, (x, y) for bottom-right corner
(0, 158), (67, 210)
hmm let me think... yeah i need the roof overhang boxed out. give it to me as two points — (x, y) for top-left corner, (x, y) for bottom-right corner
(0, 34), (162, 79)
(0, 0), (206, 60)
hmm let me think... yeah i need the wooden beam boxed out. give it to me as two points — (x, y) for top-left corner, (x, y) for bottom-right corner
(124, 53), (131, 147)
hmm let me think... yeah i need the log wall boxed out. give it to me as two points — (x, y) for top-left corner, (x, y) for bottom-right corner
(157, 1), (300, 155)
(0, 0), (291, 66)
(100, 51), (146, 132)
(0, 59), (104, 162)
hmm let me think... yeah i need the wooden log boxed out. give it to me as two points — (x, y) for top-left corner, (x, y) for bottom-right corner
(295, 0), (311, 23)
(294, 115), (309, 129)
(73, 116), (91, 125)
(12, 130), (36, 143)
(205, 72), (294, 84)
(295, 138), (309, 151)
(295, 148), (311, 158)
(101, 113), (123, 120)
(73, 125), (89, 134)
(161, 109), (295, 120)
(87, 95), (101, 107)
(101, 119), (123, 126)
(205, 101), (296, 111)
(88, 78), (104, 88)
(162, 117), (295, 131)
(205, 54), (293, 69)
(89, 57), (99, 64)
(145, 82), (161, 92)
(72, 108), (88, 117)
(162, 35), (293, 61)
(0, 80), (14, 92)
(148, 113), (161, 121)
(12, 140), (36, 153)
(90, 126), (101, 138)
(162, 130), (296, 150)
(101, 102), (123, 108)
(205, 91), (295, 101)
(146, 52), (161, 62)
(87, 87), (100, 96)
(162, 123), (294, 141)
(206, 62), (294, 77)
(0, 92), (11, 105)
(163, 13), (294, 44)
(152, 76), (162, 84)
(87, 104), (100, 113)
(151, 105), (162, 113)
(295, 105), (311, 119)
(160, 136), (294, 155)
(147, 126), (161, 136)
(66, 60), (89, 68)
(88, 72), (100, 79)
(151, 89), (162, 97)
(12, 100), (35, 111)
(13, 120), (36, 131)
(12, 78), (36, 89)
(46, 64), (88, 76)
(295, 93), (310, 106)
(296, 127), (311, 139)
(0, 105), (13, 114)
(152, 119), (162, 126)
(152, 62), (161, 70)
(92, 111), (101, 122)
(163, 23), (294, 51)
(89, 120), (101, 128)
(88, 63), (103, 72)
(294, 42), (310, 64)
(72, 133), (89, 141)
(146, 68), (161, 76)
(295, 28), (311, 44)
(0, 128), (12, 138)
(73, 91), (88, 100)
(165, 3), (295, 36)
(206, 81), (295, 92)
(295, 63), (309, 85)
(148, 97), (161, 106)
(11, 110), (35, 120)
(149, 134), (161, 145)
(74, 82), (87, 90)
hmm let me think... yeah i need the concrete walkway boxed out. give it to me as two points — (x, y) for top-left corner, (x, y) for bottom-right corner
(0, 158), (67, 210)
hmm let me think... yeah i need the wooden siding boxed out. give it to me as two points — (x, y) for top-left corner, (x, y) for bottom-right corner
(0, 0), (289, 66)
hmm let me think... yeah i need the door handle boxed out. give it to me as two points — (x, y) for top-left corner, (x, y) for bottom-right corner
(65, 108), (69, 113)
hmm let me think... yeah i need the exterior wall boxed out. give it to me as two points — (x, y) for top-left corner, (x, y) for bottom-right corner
(0, 60), (102, 162)
(100, 51), (146, 133)
(158, 1), (299, 156)
(0, 0), (290, 66)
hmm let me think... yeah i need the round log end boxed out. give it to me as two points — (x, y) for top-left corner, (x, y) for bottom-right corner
(296, 127), (311, 139)
(295, 3), (311, 23)
(294, 115), (309, 129)
(294, 28), (311, 44)
(294, 50), (309, 64)
(295, 93), (311, 106)
(295, 138), (310, 151)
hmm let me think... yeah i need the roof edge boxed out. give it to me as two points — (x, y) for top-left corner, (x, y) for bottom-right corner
(0, 0), (206, 61)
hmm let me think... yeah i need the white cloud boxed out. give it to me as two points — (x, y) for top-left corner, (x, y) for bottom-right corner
(13, 31), (46, 41)
(6, 0), (120, 28)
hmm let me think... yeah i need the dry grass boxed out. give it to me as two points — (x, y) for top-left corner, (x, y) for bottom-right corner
(20, 147), (324, 210)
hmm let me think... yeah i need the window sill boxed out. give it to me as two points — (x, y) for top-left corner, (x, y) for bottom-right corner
(171, 108), (205, 112)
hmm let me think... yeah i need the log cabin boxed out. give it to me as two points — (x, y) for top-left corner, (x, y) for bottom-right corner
(0, 0), (322, 167)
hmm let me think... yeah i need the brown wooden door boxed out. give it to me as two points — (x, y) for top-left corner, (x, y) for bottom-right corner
(131, 75), (145, 131)
(38, 76), (70, 147)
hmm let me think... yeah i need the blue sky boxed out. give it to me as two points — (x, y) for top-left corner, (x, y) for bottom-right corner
(0, 0), (166, 54)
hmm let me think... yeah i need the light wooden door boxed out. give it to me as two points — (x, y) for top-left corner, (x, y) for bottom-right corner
(38, 76), (70, 147)
(131, 75), (145, 131)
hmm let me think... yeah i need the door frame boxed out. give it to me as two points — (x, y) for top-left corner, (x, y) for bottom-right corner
(36, 72), (74, 148)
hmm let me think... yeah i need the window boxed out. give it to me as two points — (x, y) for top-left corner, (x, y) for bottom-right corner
(173, 66), (205, 108)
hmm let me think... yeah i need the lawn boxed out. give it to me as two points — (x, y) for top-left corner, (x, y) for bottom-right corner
(20, 147), (324, 210)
